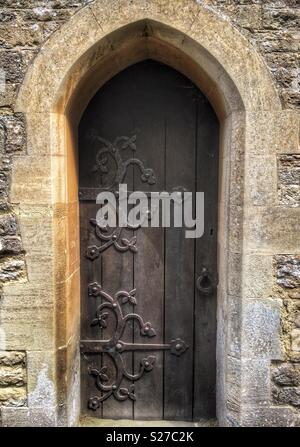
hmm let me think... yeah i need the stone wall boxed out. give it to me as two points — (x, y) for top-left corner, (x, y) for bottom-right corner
(0, 0), (299, 426)
(203, 0), (300, 110)
(272, 256), (300, 411)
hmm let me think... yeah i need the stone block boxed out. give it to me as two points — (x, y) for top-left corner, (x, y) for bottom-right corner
(235, 5), (262, 29)
(0, 305), (54, 350)
(0, 256), (26, 283)
(0, 21), (60, 50)
(245, 207), (300, 254)
(0, 113), (26, 154)
(241, 406), (297, 427)
(0, 83), (18, 108)
(0, 351), (25, 366)
(1, 406), (57, 427)
(91, 0), (200, 38)
(278, 155), (300, 207)
(0, 387), (26, 407)
(0, 236), (22, 255)
(272, 362), (300, 386)
(246, 156), (276, 206)
(294, 313), (300, 328)
(18, 204), (53, 254)
(242, 300), (283, 360)
(262, 6), (300, 30)
(25, 113), (66, 156)
(20, 7), (73, 22)
(11, 156), (52, 205)
(273, 386), (300, 407)
(1, 282), (54, 308)
(291, 329), (300, 352)
(257, 30), (300, 53)
(0, 365), (26, 387)
(276, 255), (300, 289)
(246, 111), (299, 155)
(27, 351), (56, 408)
(0, 215), (18, 236)
(279, 155), (300, 185)
(281, 89), (300, 110)
(0, 50), (34, 83)
(241, 359), (271, 406)
(243, 255), (273, 300)
(269, 60), (299, 91)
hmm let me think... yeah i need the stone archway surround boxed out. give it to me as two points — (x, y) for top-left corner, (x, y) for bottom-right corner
(2, 0), (299, 427)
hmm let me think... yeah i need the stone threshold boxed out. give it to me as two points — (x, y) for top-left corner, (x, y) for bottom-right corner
(79, 417), (218, 427)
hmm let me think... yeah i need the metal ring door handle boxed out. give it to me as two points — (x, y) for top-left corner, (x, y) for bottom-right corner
(196, 267), (214, 295)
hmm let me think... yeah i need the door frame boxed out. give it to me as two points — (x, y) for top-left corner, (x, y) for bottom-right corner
(9, 1), (291, 427)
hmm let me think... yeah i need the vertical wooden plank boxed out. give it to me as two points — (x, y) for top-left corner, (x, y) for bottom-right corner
(133, 227), (164, 420)
(101, 226), (134, 420)
(97, 72), (135, 420)
(193, 98), (219, 419)
(163, 78), (196, 421)
(132, 62), (165, 420)
(79, 69), (137, 419)
(80, 201), (104, 418)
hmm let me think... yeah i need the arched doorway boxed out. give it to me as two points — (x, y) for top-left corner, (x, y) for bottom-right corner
(12, 0), (286, 427)
(79, 60), (219, 421)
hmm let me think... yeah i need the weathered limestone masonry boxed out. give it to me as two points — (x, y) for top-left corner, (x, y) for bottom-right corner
(0, 0), (93, 425)
(0, 351), (26, 407)
(0, 0), (299, 427)
(273, 255), (300, 408)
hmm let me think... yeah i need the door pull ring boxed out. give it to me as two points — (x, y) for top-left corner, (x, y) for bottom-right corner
(196, 267), (214, 295)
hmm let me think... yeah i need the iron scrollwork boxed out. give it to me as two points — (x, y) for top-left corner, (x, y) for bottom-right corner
(85, 132), (156, 258)
(80, 284), (188, 409)
(86, 218), (139, 260)
(88, 132), (157, 190)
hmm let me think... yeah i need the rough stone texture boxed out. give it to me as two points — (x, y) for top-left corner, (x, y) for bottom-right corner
(272, 254), (300, 410)
(1, 406), (57, 427)
(241, 405), (298, 427)
(278, 155), (300, 207)
(272, 362), (300, 387)
(0, 257), (26, 282)
(0, 2), (94, 298)
(0, 214), (18, 236)
(0, 113), (26, 154)
(291, 329), (300, 352)
(0, 351), (27, 407)
(203, 0), (300, 110)
(273, 386), (300, 407)
(276, 255), (300, 289)
(295, 313), (300, 328)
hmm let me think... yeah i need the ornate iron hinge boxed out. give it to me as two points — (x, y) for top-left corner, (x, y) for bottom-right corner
(85, 132), (157, 257)
(80, 283), (188, 409)
(86, 219), (139, 259)
(88, 132), (157, 190)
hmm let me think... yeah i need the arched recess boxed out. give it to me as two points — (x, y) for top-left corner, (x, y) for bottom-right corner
(9, 0), (287, 427)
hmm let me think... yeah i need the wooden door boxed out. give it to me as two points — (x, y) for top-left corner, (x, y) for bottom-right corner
(79, 60), (219, 421)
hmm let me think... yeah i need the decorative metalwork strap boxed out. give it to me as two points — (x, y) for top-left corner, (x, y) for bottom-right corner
(86, 219), (139, 260)
(88, 132), (157, 190)
(85, 132), (157, 257)
(80, 284), (188, 409)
